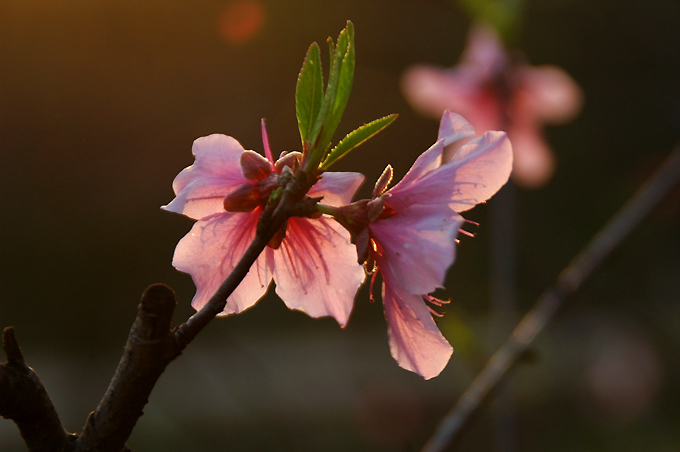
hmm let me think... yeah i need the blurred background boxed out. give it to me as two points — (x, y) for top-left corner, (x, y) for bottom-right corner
(1, 0), (679, 451)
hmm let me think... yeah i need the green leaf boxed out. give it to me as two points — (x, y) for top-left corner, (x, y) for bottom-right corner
(320, 114), (397, 170)
(322, 22), (355, 148)
(295, 43), (323, 146)
(305, 21), (355, 171)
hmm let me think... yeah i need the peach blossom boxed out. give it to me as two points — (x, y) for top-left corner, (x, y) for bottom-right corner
(164, 122), (365, 326)
(402, 25), (582, 188)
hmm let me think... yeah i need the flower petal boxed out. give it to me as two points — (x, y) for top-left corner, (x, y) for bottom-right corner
(386, 131), (511, 214)
(518, 65), (583, 124)
(261, 118), (275, 164)
(437, 110), (477, 147)
(172, 209), (272, 315)
(442, 130), (513, 212)
(163, 134), (249, 220)
(309, 171), (365, 207)
(391, 139), (446, 192)
(461, 25), (508, 77)
(371, 204), (463, 295)
(401, 65), (478, 119)
(507, 122), (555, 188)
(392, 111), (476, 193)
(382, 274), (453, 380)
(272, 216), (365, 327)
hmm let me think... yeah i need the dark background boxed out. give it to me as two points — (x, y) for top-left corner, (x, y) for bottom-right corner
(1, 0), (679, 451)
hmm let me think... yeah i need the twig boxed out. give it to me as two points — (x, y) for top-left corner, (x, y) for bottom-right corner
(421, 144), (680, 452)
(74, 284), (178, 452)
(0, 327), (75, 452)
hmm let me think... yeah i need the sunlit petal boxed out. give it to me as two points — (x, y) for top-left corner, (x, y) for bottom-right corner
(371, 204), (463, 295)
(382, 273), (453, 380)
(442, 131), (513, 211)
(310, 171), (365, 207)
(172, 209), (272, 315)
(163, 134), (248, 219)
(273, 217), (365, 326)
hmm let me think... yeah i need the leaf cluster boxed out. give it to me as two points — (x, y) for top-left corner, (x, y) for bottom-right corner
(295, 21), (396, 173)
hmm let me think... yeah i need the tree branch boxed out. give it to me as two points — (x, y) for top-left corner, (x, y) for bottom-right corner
(421, 144), (680, 452)
(74, 284), (177, 452)
(0, 327), (75, 452)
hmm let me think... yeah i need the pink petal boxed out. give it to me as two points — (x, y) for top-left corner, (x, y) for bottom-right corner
(272, 216), (365, 326)
(382, 274), (453, 379)
(172, 208), (272, 315)
(507, 122), (555, 188)
(309, 171), (365, 207)
(442, 130), (513, 212)
(391, 140), (446, 192)
(392, 111), (477, 192)
(387, 131), (511, 214)
(401, 65), (479, 119)
(400, 25), (506, 129)
(437, 110), (477, 146)
(461, 25), (508, 78)
(371, 204), (463, 295)
(518, 65), (583, 124)
(163, 134), (249, 220)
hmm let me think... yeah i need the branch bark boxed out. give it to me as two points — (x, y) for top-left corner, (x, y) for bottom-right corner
(0, 327), (75, 452)
(74, 284), (177, 452)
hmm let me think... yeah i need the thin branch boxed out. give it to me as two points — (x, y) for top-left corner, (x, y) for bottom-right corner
(0, 327), (75, 452)
(75, 284), (177, 452)
(421, 144), (680, 452)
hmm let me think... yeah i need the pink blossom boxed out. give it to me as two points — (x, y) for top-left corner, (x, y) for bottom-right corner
(334, 111), (512, 378)
(402, 25), (582, 188)
(163, 122), (366, 326)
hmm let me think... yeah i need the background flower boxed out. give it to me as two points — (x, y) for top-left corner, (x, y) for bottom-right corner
(402, 24), (583, 188)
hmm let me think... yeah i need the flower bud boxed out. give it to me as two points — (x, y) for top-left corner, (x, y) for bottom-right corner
(274, 151), (302, 173)
(223, 183), (260, 212)
(241, 150), (272, 181)
(267, 224), (287, 249)
(373, 165), (393, 197)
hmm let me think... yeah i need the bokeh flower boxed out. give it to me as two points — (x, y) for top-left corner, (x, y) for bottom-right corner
(402, 24), (582, 188)
(329, 111), (513, 378)
(163, 121), (365, 326)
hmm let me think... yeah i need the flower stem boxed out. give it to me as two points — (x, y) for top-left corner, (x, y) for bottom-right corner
(316, 202), (340, 216)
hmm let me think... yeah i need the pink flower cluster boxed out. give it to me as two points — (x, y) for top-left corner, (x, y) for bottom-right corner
(165, 112), (512, 379)
(402, 25), (581, 188)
